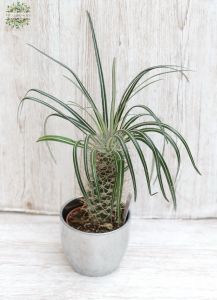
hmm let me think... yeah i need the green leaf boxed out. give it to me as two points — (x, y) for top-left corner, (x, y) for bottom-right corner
(63, 74), (83, 93)
(133, 69), (190, 93)
(37, 135), (81, 147)
(83, 135), (92, 183)
(73, 141), (88, 198)
(113, 134), (137, 201)
(157, 149), (177, 209)
(67, 101), (102, 132)
(113, 151), (125, 223)
(132, 130), (172, 204)
(20, 96), (91, 134)
(129, 78), (164, 99)
(86, 11), (108, 127)
(43, 114), (58, 163)
(114, 65), (187, 126)
(117, 129), (155, 196)
(121, 104), (168, 144)
(90, 149), (100, 201)
(130, 121), (201, 175)
(26, 88), (96, 135)
(140, 127), (181, 179)
(110, 57), (116, 131)
(27, 43), (106, 132)
(121, 113), (149, 129)
(121, 105), (162, 130)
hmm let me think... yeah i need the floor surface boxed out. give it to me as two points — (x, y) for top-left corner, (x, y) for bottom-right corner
(1, 213), (217, 299)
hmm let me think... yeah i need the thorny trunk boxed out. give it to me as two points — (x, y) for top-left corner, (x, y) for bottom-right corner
(88, 151), (119, 224)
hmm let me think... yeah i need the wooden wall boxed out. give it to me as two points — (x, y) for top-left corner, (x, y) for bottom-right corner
(0, 0), (216, 218)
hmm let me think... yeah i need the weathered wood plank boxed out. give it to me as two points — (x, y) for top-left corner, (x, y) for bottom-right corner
(0, 0), (216, 217)
(1, 213), (217, 299)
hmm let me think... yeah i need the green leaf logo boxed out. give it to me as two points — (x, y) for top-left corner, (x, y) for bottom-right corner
(5, 1), (30, 29)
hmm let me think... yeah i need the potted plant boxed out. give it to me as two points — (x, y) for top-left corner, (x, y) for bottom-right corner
(19, 11), (200, 276)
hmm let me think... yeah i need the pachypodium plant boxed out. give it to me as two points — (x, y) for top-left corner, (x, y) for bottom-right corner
(20, 12), (200, 231)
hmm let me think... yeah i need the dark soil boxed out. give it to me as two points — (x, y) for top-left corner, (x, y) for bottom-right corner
(66, 204), (124, 233)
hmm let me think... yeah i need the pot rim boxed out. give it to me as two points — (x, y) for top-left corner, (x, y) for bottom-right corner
(60, 197), (131, 236)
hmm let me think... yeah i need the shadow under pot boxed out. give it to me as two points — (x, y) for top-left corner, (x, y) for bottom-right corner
(60, 198), (131, 277)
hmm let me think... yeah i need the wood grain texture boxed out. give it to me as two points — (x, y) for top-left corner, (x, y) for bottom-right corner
(0, 0), (216, 217)
(1, 213), (217, 299)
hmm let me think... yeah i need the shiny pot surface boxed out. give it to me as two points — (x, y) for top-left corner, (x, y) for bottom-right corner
(60, 198), (131, 276)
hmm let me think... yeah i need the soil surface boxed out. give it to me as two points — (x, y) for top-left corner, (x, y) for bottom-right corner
(66, 204), (124, 233)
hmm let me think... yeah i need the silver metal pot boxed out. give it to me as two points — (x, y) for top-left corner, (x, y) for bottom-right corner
(60, 198), (131, 276)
